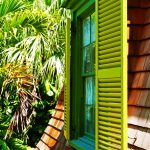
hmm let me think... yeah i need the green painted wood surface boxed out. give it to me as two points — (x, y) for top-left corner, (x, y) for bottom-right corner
(64, 18), (71, 140)
(95, 0), (127, 149)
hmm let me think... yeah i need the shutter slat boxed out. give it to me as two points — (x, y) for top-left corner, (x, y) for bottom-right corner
(99, 10), (120, 23)
(99, 0), (116, 5)
(98, 116), (121, 124)
(99, 87), (121, 92)
(96, 0), (127, 149)
(100, 26), (121, 37)
(99, 93), (121, 98)
(99, 135), (121, 145)
(99, 111), (121, 118)
(99, 0), (119, 7)
(99, 82), (121, 87)
(99, 46), (120, 55)
(98, 16), (120, 28)
(99, 107), (121, 113)
(98, 46), (120, 55)
(99, 140), (121, 149)
(100, 5), (120, 18)
(99, 57), (120, 64)
(99, 121), (121, 128)
(98, 97), (120, 102)
(100, 41), (120, 51)
(99, 144), (114, 150)
(98, 102), (121, 107)
(99, 131), (121, 139)
(99, 36), (121, 46)
(99, 62), (120, 69)
(99, 31), (120, 42)
(99, 78), (121, 83)
(99, 125), (121, 134)
(99, 51), (120, 60)
(99, 1), (120, 15)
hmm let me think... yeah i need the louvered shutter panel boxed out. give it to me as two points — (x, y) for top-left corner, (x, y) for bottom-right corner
(64, 18), (71, 140)
(95, 0), (127, 149)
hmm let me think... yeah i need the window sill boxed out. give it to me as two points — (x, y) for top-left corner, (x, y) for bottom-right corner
(69, 136), (95, 150)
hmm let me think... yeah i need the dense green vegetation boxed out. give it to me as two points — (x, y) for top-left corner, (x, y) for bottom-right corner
(0, 0), (69, 149)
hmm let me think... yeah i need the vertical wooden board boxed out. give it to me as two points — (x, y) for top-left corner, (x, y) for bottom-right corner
(95, 0), (127, 149)
(64, 18), (71, 140)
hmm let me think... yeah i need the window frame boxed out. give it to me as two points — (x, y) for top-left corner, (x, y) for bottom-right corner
(78, 7), (96, 140)
(69, 1), (96, 150)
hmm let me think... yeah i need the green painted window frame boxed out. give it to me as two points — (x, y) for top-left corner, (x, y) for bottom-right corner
(69, 1), (95, 150)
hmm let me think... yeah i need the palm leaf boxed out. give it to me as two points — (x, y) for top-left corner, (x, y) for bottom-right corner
(0, 0), (26, 18)
(0, 65), (39, 139)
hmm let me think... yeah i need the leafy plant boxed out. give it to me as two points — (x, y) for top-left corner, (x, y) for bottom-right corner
(0, 0), (69, 148)
(0, 64), (39, 139)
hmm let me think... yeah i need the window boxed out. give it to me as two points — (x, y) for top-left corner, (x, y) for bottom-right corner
(67, 5), (96, 150)
(64, 0), (127, 149)
(82, 12), (96, 137)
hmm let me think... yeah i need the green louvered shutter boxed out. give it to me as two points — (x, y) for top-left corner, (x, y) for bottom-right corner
(95, 0), (127, 149)
(64, 18), (71, 140)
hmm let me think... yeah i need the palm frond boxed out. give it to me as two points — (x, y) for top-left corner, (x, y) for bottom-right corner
(0, 0), (26, 18)
(0, 65), (39, 139)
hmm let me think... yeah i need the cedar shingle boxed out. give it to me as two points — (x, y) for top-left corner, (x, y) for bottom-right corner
(142, 129), (150, 150)
(128, 8), (147, 25)
(128, 73), (134, 88)
(35, 89), (67, 150)
(52, 110), (64, 120)
(138, 90), (148, 106)
(130, 72), (150, 88)
(140, 0), (150, 8)
(134, 128), (146, 148)
(128, 126), (138, 143)
(128, 106), (141, 126)
(128, 56), (137, 72)
(129, 90), (150, 107)
(129, 24), (150, 41)
(128, 0), (150, 9)
(128, 90), (141, 105)
(131, 73), (141, 88)
(128, 0), (141, 7)
(128, 1), (150, 149)
(49, 118), (64, 130)
(144, 56), (150, 70)
(55, 100), (64, 110)
(145, 92), (150, 107)
(128, 56), (147, 72)
(128, 40), (150, 56)
(36, 141), (50, 150)
(138, 108), (150, 127)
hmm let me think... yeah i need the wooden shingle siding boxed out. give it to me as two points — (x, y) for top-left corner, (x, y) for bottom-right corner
(128, 0), (150, 149)
(128, 0), (150, 8)
(35, 89), (67, 150)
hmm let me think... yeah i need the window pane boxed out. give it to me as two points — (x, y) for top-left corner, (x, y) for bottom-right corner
(83, 44), (95, 74)
(84, 77), (95, 135)
(91, 13), (96, 42)
(83, 16), (90, 46)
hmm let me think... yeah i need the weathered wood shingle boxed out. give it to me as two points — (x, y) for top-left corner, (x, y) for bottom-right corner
(128, 0), (150, 149)
(35, 89), (68, 150)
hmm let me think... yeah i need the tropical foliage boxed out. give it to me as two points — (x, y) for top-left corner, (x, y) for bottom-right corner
(0, 0), (69, 148)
